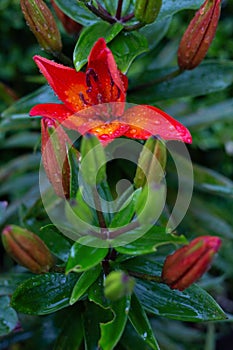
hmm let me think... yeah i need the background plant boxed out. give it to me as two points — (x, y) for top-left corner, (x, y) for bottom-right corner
(0, 0), (233, 349)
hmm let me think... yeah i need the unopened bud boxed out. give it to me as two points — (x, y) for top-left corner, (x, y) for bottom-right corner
(178, 0), (221, 70)
(135, 183), (166, 226)
(2, 225), (55, 274)
(162, 236), (221, 291)
(20, 0), (62, 53)
(51, 0), (82, 35)
(104, 271), (135, 301)
(135, 0), (162, 24)
(41, 118), (78, 199)
(80, 134), (106, 186)
(134, 137), (167, 188)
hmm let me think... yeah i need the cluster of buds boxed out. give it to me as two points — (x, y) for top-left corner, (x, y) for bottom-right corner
(162, 236), (221, 291)
(2, 225), (55, 274)
(178, 0), (221, 70)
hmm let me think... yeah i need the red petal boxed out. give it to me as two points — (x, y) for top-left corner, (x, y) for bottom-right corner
(121, 105), (192, 143)
(30, 103), (73, 122)
(33, 56), (91, 112)
(88, 121), (129, 143)
(87, 38), (127, 105)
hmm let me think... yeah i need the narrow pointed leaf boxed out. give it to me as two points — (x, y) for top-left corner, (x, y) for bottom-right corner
(66, 243), (108, 273)
(99, 296), (131, 350)
(70, 265), (101, 305)
(129, 293), (160, 350)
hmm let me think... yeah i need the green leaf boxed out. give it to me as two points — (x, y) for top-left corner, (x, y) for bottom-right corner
(65, 188), (95, 234)
(135, 280), (226, 322)
(0, 201), (7, 225)
(73, 21), (123, 71)
(193, 164), (233, 197)
(179, 99), (233, 130)
(116, 227), (187, 256)
(122, 257), (226, 322)
(82, 301), (113, 350)
(99, 296), (131, 350)
(129, 61), (233, 103)
(0, 296), (18, 336)
(70, 265), (101, 305)
(1, 85), (58, 119)
(110, 31), (149, 73)
(88, 274), (110, 309)
(0, 273), (33, 296)
(54, 306), (84, 350)
(140, 18), (171, 50)
(66, 243), (108, 273)
(120, 321), (154, 350)
(129, 293), (160, 350)
(39, 225), (72, 262)
(67, 146), (80, 199)
(110, 189), (141, 229)
(2, 132), (40, 149)
(157, 0), (203, 21)
(11, 273), (79, 315)
(103, 0), (132, 17)
(54, 0), (99, 26)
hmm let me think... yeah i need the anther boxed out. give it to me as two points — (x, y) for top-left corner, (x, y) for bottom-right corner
(79, 92), (90, 106)
(86, 68), (98, 87)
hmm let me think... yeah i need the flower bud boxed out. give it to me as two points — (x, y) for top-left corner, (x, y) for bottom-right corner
(104, 271), (135, 301)
(135, 0), (162, 24)
(80, 134), (106, 186)
(41, 118), (76, 198)
(51, 0), (82, 35)
(20, 0), (62, 54)
(134, 137), (167, 188)
(162, 236), (221, 291)
(2, 225), (55, 274)
(178, 0), (221, 70)
(135, 183), (166, 226)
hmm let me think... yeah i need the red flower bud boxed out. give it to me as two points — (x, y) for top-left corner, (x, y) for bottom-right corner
(178, 0), (221, 70)
(41, 118), (79, 199)
(162, 236), (221, 291)
(51, 0), (82, 35)
(2, 225), (55, 274)
(20, 0), (62, 54)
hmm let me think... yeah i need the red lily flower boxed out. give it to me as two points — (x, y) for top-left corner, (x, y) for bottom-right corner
(30, 38), (192, 144)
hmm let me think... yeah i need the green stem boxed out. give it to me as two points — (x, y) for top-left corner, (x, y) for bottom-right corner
(128, 270), (163, 283)
(108, 220), (140, 239)
(53, 51), (73, 67)
(92, 187), (108, 240)
(129, 68), (183, 93)
(124, 21), (145, 32)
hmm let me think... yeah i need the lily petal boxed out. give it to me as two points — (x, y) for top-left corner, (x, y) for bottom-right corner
(33, 56), (91, 112)
(121, 105), (192, 143)
(88, 38), (127, 104)
(30, 103), (73, 122)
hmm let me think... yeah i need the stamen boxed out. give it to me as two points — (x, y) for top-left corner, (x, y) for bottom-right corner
(79, 92), (90, 106)
(86, 68), (98, 87)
